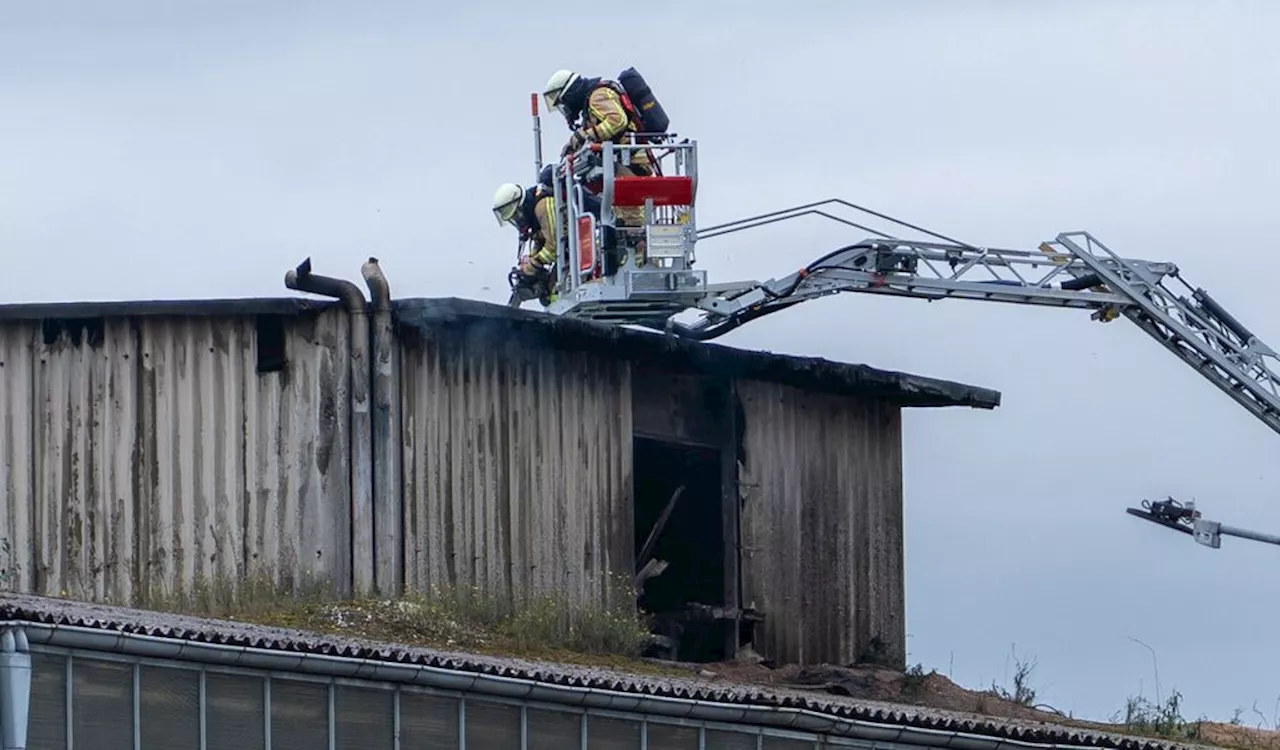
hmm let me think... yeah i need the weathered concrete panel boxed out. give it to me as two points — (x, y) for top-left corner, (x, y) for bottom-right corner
(367, 294), (403, 596)
(400, 325), (634, 611)
(0, 309), (354, 604)
(0, 325), (35, 594)
(737, 379), (905, 668)
(29, 318), (138, 604)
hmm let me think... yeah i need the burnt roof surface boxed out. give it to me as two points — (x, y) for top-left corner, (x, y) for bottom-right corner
(394, 297), (1002, 409)
(0, 592), (1198, 750)
(0, 296), (336, 321)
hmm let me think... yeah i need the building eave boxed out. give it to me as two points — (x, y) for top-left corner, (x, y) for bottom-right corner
(393, 297), (1003, 410)
(0, 296), (338, 321)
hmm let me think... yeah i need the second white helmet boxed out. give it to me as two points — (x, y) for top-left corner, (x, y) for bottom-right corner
(492, 183), (524, 226)
(543, 69), (580, 116)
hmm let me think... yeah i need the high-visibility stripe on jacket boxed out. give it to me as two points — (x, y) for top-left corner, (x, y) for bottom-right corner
(580, 85), (651, 169)
(530, 194), (557, 267)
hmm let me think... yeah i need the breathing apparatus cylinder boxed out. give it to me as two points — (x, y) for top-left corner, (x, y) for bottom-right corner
(617, 67), (670, 134)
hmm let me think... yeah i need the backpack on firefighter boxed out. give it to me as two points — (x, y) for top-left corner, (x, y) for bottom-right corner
(585, 68), (670, 177)
(611, 67), (670, 140)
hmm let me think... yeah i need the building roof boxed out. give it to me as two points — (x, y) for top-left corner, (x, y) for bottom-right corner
(0, 294), (1000, 409)
(0, 592), (1197, 750)
(0, 296), (335, 320)
(394, 298), (1002, 409)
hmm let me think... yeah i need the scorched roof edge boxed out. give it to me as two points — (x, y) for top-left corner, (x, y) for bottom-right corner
(0, 592), (1198, 750)
(393, 297), (1002, 410)
(0, 296), (338, 321)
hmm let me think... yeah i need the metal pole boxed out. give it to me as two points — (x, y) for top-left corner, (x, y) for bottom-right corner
(1219, 524), (1280, 547)
(552, 164), (564, 293)
(531, 93), (543, 182)
(1128, 498), (1280, 550)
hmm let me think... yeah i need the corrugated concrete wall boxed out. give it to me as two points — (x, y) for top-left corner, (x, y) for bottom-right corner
(0, 310), (354, 604)
(399, 325), (634, 611)
(736, 379), (906, 668)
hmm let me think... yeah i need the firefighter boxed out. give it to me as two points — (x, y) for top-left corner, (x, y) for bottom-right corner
(492, 181), (558, 301)
(538, 162), (602, 222)
(542, 69), (651, 230)
(536, 163), (555, 192)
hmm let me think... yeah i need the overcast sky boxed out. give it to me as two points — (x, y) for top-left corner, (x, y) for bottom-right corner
(5, 0), (1279, 725)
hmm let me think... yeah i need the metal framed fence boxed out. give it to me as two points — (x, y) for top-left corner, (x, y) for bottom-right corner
(24, 646), (877, 749)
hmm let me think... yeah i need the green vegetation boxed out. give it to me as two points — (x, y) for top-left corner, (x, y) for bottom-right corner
(899, 646), (1274, 750)
(140, 568), (661, 672)
(989, 646), (1038, 707)
(981, 648), (1213, 743)
(1111, 690), (1205, 743)
(899, 662), (933, 702)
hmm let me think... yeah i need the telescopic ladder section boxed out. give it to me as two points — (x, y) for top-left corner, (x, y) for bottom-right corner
(1056, 232), (1280, 438)
(665, 200), (1280, 438)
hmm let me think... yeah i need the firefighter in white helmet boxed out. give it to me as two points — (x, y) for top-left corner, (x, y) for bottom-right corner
(492, 181), (558, 282)
(542, 69), (651, 229)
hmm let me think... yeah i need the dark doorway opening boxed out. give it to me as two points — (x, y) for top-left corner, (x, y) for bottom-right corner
(633, 436), (727, 662)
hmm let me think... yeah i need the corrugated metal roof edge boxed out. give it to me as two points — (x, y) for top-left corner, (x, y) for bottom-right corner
(0, 296), (338, 320)
(0, 593), (1204, 750)
(393, 297), (1003, 410)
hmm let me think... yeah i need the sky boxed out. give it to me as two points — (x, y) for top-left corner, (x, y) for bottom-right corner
(4, 0), (1280, 725)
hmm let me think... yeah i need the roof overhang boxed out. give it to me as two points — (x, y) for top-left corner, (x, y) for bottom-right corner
(394, 298), (1002, 410)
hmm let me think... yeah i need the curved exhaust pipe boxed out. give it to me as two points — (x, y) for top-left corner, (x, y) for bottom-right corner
(361, 257), (391, 310)
(283, 256), (374, 597)
(360, 256), (401, 595)
(285, 257), (369, 311)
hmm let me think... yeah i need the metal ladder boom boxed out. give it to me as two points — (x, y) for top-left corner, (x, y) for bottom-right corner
(667, 201), (1280, 438)
(1054, 232), (1280, 439)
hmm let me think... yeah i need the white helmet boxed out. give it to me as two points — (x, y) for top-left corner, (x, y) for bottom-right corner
(543, 69), (580, 117)
(492, 183), (524, 226)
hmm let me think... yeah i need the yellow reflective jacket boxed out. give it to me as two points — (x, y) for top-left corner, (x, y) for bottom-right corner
(529, 193), (557, 267)
(579, 84), (651, 169)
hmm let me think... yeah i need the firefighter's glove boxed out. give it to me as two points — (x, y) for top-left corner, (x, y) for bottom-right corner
(562, 129), (588, 157)
(519, 258), (541, 276)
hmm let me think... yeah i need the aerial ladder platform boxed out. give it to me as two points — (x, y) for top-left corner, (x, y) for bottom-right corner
(513, 104), (1280, 447)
